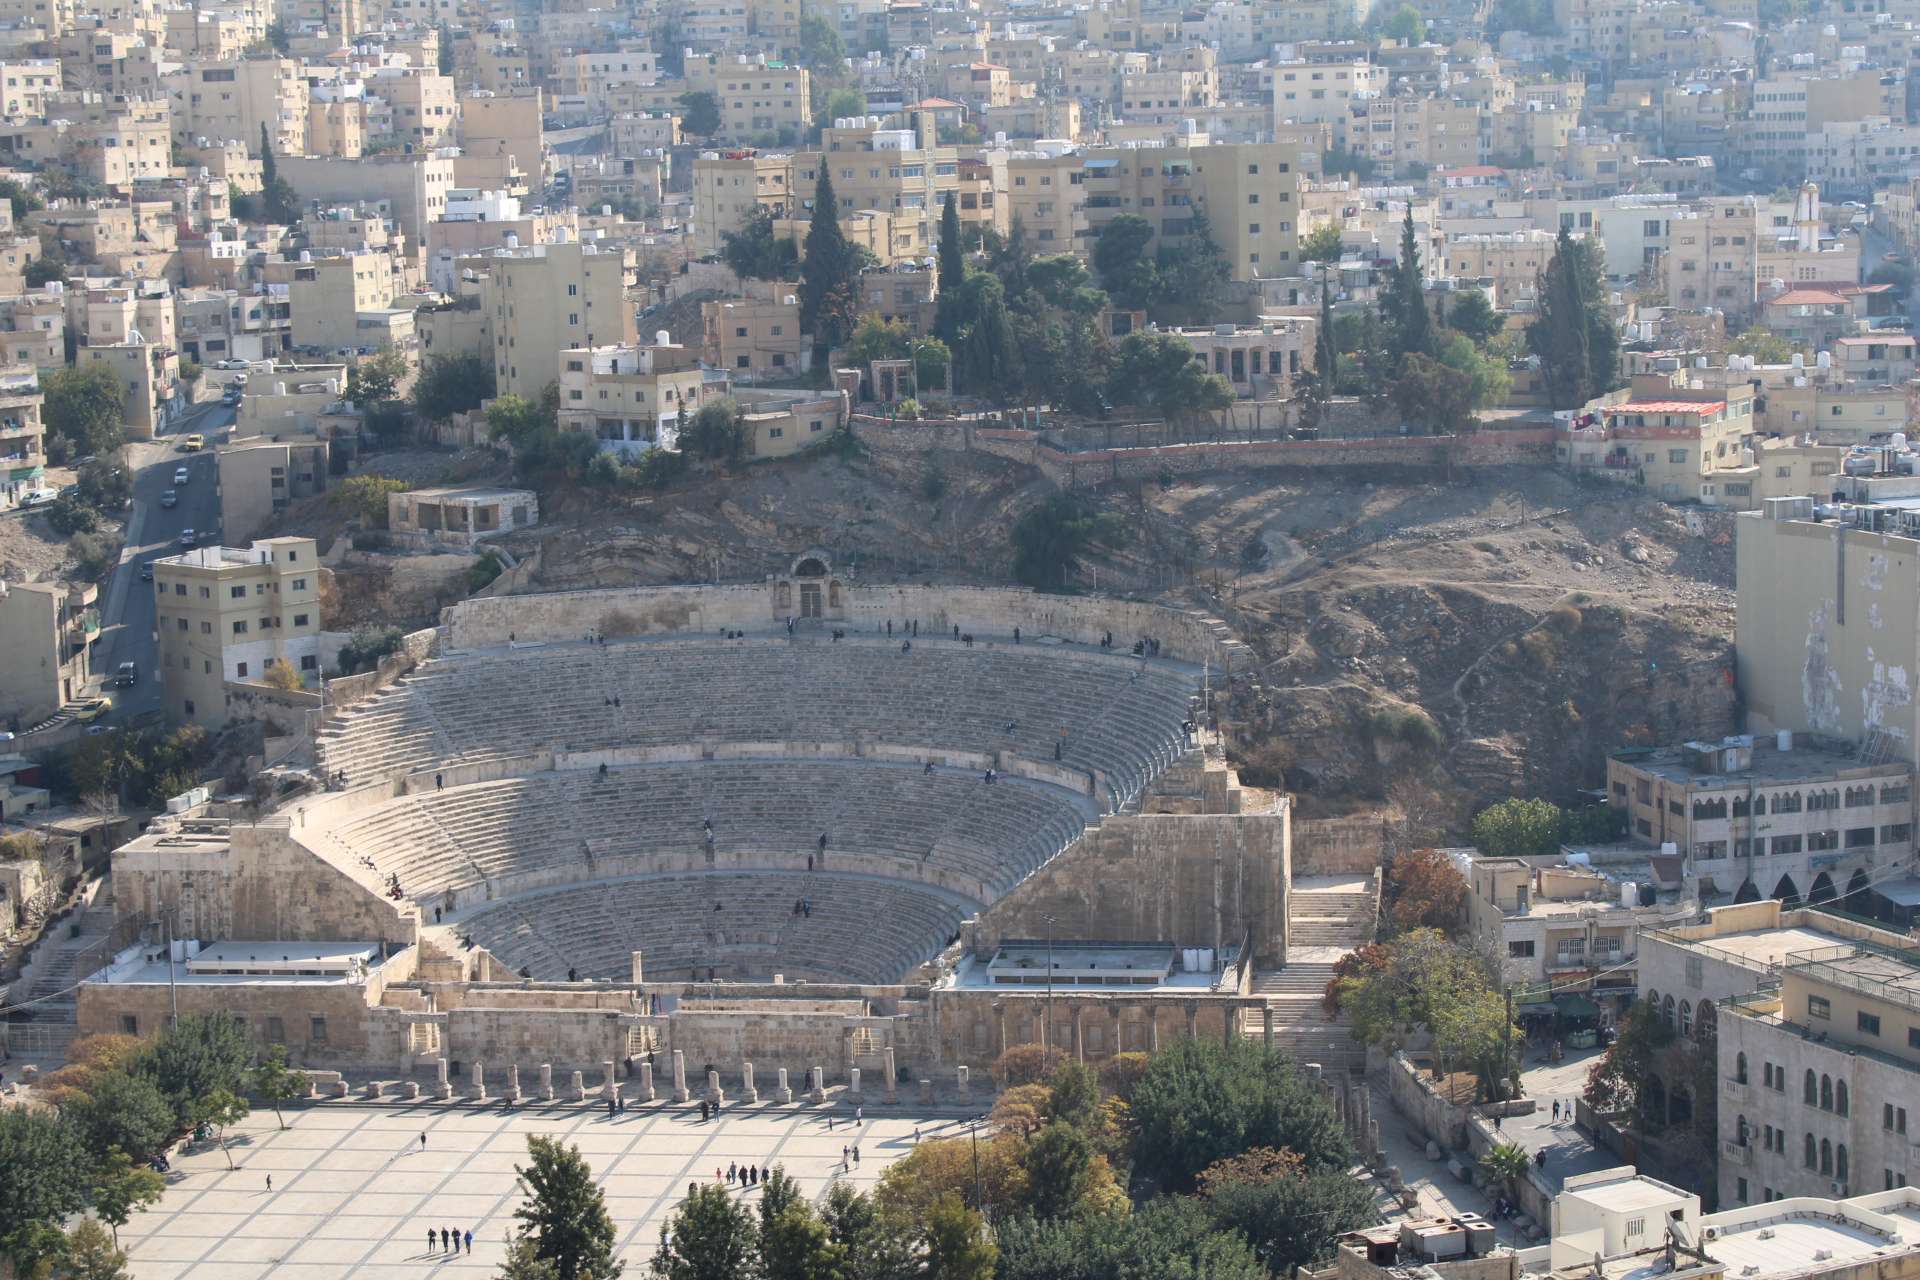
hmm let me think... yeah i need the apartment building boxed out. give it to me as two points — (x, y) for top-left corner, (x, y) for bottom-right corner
(216, 437), (329, 544)
(1719, 940), (1920, 1204)
(286, 252), (396, 352)
(1444, 230), (1556, 307)
(0, 59), (60, 116)
(1468, 853), (1694, 1011)
(702, 294), (807, 380)
(369, 67), (456, 148)
(1269, 59), (1387, 134)
(690, 152), (793, 258)
(0, 366), (44, 491)
(275, 152), (456, 248)
(81, 339), (178, 440)
(0, 580), (94, 727)
(555, 340), (707, 455)
(154, 538), (322, 725)
(0, 293), (63, 370)
(1068, 140), (1304, 278)
(481, 240), (638, 399)
(386, 486), (537, 549)
(1619, 726), (1915, 900)
(460, 92), (545, 183)
(167, 57), (308, 153)
(1167, 319), (1314, 398)
(625, 54), (810, 141)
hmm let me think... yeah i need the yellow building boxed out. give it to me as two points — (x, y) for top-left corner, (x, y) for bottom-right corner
(481, 241), (639, 400)
(555, 341), (707, 454)
(702, 294), (806, 379)
(286, 252), (397, 352)
(154, 538), (322, 726)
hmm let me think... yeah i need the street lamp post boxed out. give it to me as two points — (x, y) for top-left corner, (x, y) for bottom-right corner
(1044, 914), (1056, 1057)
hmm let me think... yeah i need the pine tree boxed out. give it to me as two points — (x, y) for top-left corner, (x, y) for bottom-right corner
(1390, 206), (1433, 358)
(938, 191), (964, 296)
(1315, 268), (1338, 397)
(800, 168), (858, 360)
(512, 1136), (623, 1280)
(259, 123), (276, 187)
(1529, 226), (1595, 410)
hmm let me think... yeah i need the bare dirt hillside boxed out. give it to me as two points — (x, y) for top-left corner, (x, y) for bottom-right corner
(1130, 469), (1738, 825)
(473, 441), (1739, 829)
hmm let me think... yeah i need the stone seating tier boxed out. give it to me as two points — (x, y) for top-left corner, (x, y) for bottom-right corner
(458, 870), (968, 985)
(317, 638), (1197, 796)
(324, 760), (1092, 903)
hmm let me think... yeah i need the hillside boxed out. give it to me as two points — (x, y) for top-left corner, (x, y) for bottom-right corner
(477, 438), (1739, 831)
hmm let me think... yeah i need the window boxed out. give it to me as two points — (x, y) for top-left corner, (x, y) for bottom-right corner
(291, 578), (306, 590)
(236, 662), (247, 678)
(1809, 995), (1831, 1019)
(294, 614), (309, 627)
(1669, 449), (1689, 464)
(1805, 1069), (1818, 1104)
(232, 621), (248, 635)
(1888, 1104), (1908, 1133)
(1860, 1011), (1882, 1036)
(310, 1016), (328, 1043)
(1508, 940), (1535, 957)
(120, 1015), (137, 1035)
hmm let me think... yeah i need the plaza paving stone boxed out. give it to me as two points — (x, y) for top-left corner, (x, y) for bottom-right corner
(121, 1099), (948, 1279)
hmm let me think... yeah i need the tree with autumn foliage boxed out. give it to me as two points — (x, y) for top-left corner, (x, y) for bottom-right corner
(1383, 847), (1469, 937)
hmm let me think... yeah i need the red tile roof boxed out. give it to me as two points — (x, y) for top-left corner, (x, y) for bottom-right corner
(1605, 401), (1726, 415)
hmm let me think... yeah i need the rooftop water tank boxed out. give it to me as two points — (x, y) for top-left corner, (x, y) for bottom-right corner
(656, 329), (670, 346)
(1778, 729), (1793, 751)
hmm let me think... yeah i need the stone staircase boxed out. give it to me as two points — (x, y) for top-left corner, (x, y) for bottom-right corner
(1244, 876), (1378, 1073)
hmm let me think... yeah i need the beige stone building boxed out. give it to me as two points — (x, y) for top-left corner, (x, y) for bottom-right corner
(478, 242), (638, 400)
(387, 486), (537, 549)
(1607, 735), (1913, 907)
(370, 67), (456, 149)
(287, 252), (397, 352)
(275, 153), (456, 249)
(155, 538), (322, 725)
(0, 365), (44, 490)
(167, 57), (308, 153)
(216, 438), (330, 545)
(460, 91), (545, 186)
(1167, 319), (1314, 399)
(556, 340), (706, 454)
(0, 579), (94, 728)
(0, 291), (65, 372)
(703, 294), (806, 380)
(82, 340), (178, 440)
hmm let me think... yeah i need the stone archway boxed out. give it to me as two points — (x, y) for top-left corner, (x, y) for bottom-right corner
(1810, 871), (1836, 905)
(1773, 873), (1802, 909)
(770, 550), (848, 623)
(1846, 868), (1872, 916)
(1734, 878), (1761, 903)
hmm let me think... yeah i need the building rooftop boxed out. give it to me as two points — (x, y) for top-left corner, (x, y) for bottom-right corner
(1603, 400), (1726, 415)
(90, 940), (386, 986)
(1610, 737), (1900, 786)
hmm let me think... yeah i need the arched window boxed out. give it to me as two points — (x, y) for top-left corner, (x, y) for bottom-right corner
(1806, 1133), (1818, 1168)
(1838, 1144), (1849, 1184)
(1737, 1052), (1749, 1084)
(1646, 989), (1660, 1013)
(1696, 1000), (1716, 1041)
(1822, 1074), (1834, 1111)
(1679, 1000), (1694, 1036)
(1836, 1081), (1849, 1116)
(1805, 1069), (1819, 1104)
(1821, 1138), (1833, 1176)
(1663, 995), (1676, 1028)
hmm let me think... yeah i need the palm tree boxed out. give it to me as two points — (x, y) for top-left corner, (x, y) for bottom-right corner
(1479, 1140), (1532, 1203)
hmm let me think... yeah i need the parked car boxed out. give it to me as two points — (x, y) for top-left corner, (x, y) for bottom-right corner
(221, 388), (242, 407)
(212, 358), (249, 370)
(18, 487), (56, 506)
(160, 489), (177, 508)
(173, 466), (190, 485)
(181, 434), (205, 451)
(139, 563), (153, 581)
(73, 696), (110, 722)
(178, 528), (196, 547)
(115, 661), (137, 687)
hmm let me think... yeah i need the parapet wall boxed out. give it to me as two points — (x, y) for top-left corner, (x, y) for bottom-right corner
(442, 583), (1246, 671)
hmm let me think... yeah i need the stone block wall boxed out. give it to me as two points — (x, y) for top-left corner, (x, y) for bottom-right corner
(326, 626), (441, 713)
(77, 973), (390, 1069)
(1293, 814), (1389, 875)
(114, 824), (415, 946)
(963, 805), (1290, 966)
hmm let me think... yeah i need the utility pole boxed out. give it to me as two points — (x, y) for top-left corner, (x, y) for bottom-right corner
(164, 914), (178, 1026)
(1502, 984), (1513, 1101)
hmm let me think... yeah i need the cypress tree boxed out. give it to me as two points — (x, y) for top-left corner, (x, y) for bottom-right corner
(1529, 226), (1594, 410)
(1315, 270), (1338, 396)
(937, 191), (964, 296)
(1392, 206), (1433, 358)
(800, 167), (857, 359)
(259, 123), (276, 186)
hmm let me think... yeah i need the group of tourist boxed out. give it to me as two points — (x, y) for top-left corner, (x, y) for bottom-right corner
(425, 1227), (472, 1255)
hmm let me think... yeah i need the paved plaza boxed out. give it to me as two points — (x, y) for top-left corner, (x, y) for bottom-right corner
(120, 1099), (946, 1279)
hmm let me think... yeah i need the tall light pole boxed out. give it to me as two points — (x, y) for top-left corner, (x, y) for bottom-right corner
(1044, 914), (1056, 1057)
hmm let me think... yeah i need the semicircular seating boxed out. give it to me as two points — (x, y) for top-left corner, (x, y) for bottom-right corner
(318, 638), (1197, 794)
(458, 870), (971, 984)
(323, 759), (1094, 903)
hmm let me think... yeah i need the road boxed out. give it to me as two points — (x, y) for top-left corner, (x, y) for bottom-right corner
(90, 401), (235, 725)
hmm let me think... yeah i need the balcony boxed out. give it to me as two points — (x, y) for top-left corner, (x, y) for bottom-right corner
(1722, 1139), (1751, 1167)
(1723, 1078), (1749, 1104)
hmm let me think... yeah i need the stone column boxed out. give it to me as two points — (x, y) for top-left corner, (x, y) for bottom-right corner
(1071, 1006), (1084, 1061)
(706, 1068), (725, 1104)
(638, 1061), (655, 1103)
(956, 1064), (970, 1102)
(809, 1066), (825, 1103)
(672, 1050), (690, 1103)
(435, 1057), (452, 1100)
(1185, 1003), (1199, 1039)
(470, 1060), (487, 1102)
(741, 1062), (759, 1103)
(630, 951), (644, 984)
(882, 1049), (897, 1103)
(540, 1063), (554, 1102)
(1262, 1004), (1274, 1050)
(506, 1064), (522, 1104)
(775, 1067), (793, 1104)
(569, 1070), (586, 1102)
(602, 1061), (618, 1101)
(848, 1067), (863, 1101)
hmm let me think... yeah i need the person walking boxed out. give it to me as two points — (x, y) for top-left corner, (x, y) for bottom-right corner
(427, 1228), (437, 1254)
(441, 1228), (451, 1252)
(464, 1230), (473, 1254)
(265, 1174), (272, 1191)
(420, 1132), (427, 1151)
